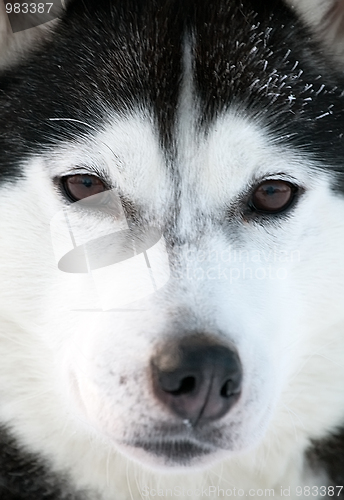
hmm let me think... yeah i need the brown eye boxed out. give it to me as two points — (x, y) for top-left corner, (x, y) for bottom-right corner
(250, 180), (296, 214)
(62, 174), (107, 202)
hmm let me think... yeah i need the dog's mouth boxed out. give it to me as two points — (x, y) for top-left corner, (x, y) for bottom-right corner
(117, 421), (233, 465)
(132, 439), (214, 463)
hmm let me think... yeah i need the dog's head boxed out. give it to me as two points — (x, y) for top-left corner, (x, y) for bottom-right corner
(1, 0), (344, 475)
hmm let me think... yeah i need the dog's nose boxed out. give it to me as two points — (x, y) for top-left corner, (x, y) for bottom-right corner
(151, 338), (242, 424)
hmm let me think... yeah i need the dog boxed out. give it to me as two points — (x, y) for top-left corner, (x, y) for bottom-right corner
(1, 0), (344, 498)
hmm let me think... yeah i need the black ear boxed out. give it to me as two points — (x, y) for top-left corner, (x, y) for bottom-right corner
(0, 0), (66, 69)
(285, 0), (344, 64)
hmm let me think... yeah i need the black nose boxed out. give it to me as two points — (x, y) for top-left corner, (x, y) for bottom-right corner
(151, 337), (242, 424)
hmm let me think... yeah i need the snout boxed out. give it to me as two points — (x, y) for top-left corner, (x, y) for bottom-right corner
(69, 320), (273, 467)
(151, 336), (242, 425)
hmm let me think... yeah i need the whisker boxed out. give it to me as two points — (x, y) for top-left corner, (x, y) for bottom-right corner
(48, 117), (98, 132)
(126, 457), (135, 500)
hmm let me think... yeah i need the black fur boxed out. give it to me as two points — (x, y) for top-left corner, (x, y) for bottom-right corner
(0, 427), (83, 500)
(0, 0), (185, 181)
(308, 429), (344, 498)
(190, 0), (344, 190)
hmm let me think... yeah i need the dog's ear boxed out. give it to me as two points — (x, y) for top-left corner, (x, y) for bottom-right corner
(0, 0), (66, 69)
(285, 0), (344, 64)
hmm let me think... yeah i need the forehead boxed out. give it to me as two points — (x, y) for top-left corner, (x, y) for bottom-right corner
(2, 0), (344, 191)
(63, 0), (298, 146)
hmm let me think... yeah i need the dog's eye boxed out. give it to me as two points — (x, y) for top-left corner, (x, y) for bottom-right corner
(62, 174), (107, 202)
(249, 180), (297, 214)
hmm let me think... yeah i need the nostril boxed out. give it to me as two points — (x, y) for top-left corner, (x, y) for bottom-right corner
(220, 379), (239, 398)
(166, 376), (196, 396)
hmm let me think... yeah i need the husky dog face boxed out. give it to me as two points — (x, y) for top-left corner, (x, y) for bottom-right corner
(1, 0), (344, 495)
